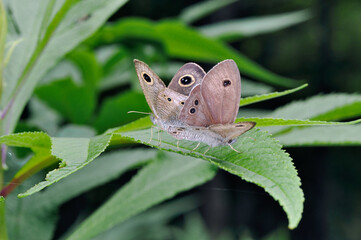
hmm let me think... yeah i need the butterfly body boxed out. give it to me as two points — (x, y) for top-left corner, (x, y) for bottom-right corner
(134, 59), (255, 148)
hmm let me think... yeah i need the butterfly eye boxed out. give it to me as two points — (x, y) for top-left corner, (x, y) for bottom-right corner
(167, 97), (172, 102)
(223, 80), (231, 87)
(189, 108), (196, 114)
(141, 72), (153, 85)
(179, 74), (195, 87)
(180, 101), (185, 105)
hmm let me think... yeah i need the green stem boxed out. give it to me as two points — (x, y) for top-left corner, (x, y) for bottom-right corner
(0, 0), (7, 100)
(0, 197), (8, 240)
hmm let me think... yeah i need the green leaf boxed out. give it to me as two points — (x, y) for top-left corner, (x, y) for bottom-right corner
(67, 153), (216, 239)
(113, 127), (304, 229)
(86, 18), (299, 88)
(277, 125), (361, 147)
(199, 10), (311, 41)
(239, 84), (308, 107)
(38, 149), (157, 208)
(67, 48), (102, 88)
(271, 93), (361, 121)
(94, 91), (150, 133)
(18, 133), (112, 197)
(2, 0), (129, 135)
(93, 196), (197, 240)
(267, 93), (361, 136)
(236, 117), (361, 127)
(0, 196), (7, 240)
(5, 149), (154, 240)
(27, 98), (62, 135)
(156, 20), (299, 88)
(36, 78), (96, 124)
(179, 0), (237, 24)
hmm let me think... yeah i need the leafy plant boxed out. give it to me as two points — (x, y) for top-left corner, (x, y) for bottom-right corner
(0, 0), (360, 239)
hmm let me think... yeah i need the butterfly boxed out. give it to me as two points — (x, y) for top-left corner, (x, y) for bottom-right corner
(134, 59), (255, 150)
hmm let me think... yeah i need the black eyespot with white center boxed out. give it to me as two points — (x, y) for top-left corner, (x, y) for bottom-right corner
(194, 99), (199, 105)
(190, 108), (196, 114)
(167, 98), (172, 102)
(179, 74), (195, 87)
(223, 80), (231, 87)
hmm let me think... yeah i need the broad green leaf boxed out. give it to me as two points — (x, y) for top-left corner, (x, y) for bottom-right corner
(2, 0), (129, 135)
(271, 93), (361, 121)
(277, 125), (361, 147)
(46, 149), (156, 208)
(156, 20), (298, 88)
(236, 117), (361, 127)
(0, 196), (7, 240)
(267, 93), (361, 135)
(94, 91), (150, 133)
(93, 196), (198, 240)
(18, 133), (112, 197)
(55, 124), (95, 138)
(179, 0), (237, 24)
(200, 10), (311, 41)
(0, 132), (55, 196)
(112, 127), (304, 229)
(36, 78), (96, 124)
(239, 84), (308, 107)
(67, 153), (217, 240)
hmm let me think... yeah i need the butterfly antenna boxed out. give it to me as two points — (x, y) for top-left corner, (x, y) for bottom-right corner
(127, 111), (152, 115)
(227, 143), (240, 153)
(157, 129), (162, 146)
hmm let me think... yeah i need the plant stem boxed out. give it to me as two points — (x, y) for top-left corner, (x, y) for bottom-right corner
(0, 0), (7, 100)
(0, 197), (7, 240)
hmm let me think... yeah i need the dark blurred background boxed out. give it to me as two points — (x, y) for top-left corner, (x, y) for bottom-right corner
(56, 0), (361, 239)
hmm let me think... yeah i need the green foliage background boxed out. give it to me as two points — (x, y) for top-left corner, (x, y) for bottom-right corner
(0, 0), (360, 240)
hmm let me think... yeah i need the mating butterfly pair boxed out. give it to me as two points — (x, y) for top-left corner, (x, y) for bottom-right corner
(134, 59), (255, 151)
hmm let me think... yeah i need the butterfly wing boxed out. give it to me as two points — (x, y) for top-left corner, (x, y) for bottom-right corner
(168, 62), (205, 96)
(179, 60), (241, 126)
(134, 59), (166, 118)
(178, 85), (214, 126)
(201, 59), (241, 124)
(209, 122), (256, 143)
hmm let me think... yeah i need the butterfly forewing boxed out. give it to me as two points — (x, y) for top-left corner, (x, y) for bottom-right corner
(134, 59), (166, 118)
(168, 62), (206, 96)
(200, 60), (241, 124)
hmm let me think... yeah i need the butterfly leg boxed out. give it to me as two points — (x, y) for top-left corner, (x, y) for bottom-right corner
(227, 143), (240, 153)
(191, 142), (201, 153)
(244, 136), (256, 141)
(203, 147), (211, 157)
(157, 129), (162, 146)
(177, 140), (180, 151)
(148, 126), (154, 143)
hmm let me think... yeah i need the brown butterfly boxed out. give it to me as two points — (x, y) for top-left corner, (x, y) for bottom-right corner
(134, 59), (255, 150)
